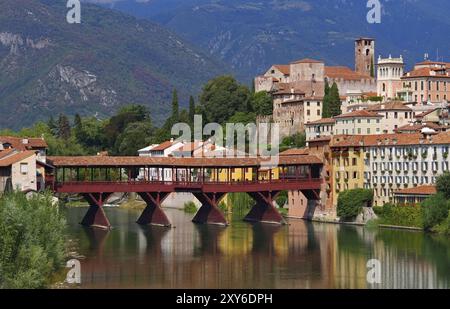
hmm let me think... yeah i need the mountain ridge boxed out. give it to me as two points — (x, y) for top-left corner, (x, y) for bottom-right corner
(0, 0), (229, 129)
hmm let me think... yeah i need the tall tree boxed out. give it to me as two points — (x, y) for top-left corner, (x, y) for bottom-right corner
(199, 75), (251, 124)
(57, 114), (71, 139)
(322, 80), (332, 118)
(188, 95), (195, 123)
(329, 82), (342, 117)
(73, 114), (83, 140)
(47, 116), (58, 136)
(171, 89), (179, 121)
(370, 57), (375, 78)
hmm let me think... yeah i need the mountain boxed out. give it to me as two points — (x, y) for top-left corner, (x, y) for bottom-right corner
(0, 0), (228, 129)
(100, 0), (450, 82)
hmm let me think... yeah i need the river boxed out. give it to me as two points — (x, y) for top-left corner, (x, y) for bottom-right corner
(64, 207), (450, 289)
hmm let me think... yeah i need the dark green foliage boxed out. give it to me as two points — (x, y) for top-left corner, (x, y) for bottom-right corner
(104, 105), (150, 150)
(171, 89), (179, 121)
(370, 57), (375, 78)
(251, 91), (273, 116)
(0, 192), (67, 288)
(436, 172), (450, 200)
(421, 193), (450, 231)
(279, 133), (306, 152)
(374, 204), (423, 228)
(276, 191), (288, 208)
(322, 80), (331, 118)
(57, 114), (71, 140)
(183, 201), (198, 214)
(337, 189), (373, 220)
(188, 96), (196, 124)
(199, 75), (251, 124)
(329, 82), (342, 117)
(115, 121), (155, 156)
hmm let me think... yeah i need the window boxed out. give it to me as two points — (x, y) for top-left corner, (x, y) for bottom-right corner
(307, 110), (310, 116)
(20, 163), (28, 175)
(317, 110), (320, 116)
(352, 158), (357, 166)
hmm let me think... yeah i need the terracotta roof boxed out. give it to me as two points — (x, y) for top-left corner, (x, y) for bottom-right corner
(291, 58), (324, 64)
(394, 185), (436, 196)
(47, 155), (323, 167)
(279, 148), (309, 156)
(367, 101), (412, 111)
(151, 141), (175, 151)
(415, 108), (438, 118)
(0, 136), (48, 150)
(325, 66), (372, 80)
(306, 118), (336, 125)
(395, 122), (443, 133)
(0, 150), (36, 167)
(402, 67), (450, 79)
(0, 148), (16, 159)
(331, 131), (450, 147)
(308, 136), (332, 143)
(273, 65), (290, 75)
(334, 110), (383, 119)
(415, 60), (447, 66)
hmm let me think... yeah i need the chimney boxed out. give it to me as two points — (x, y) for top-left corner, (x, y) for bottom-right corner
(22, 138), (29, 145)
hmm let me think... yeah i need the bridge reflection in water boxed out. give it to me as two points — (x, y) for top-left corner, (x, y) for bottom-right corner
(66, 208), (450, 289)
(48, 155), (323, 228)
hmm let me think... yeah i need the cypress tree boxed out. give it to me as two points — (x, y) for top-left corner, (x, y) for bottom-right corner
(57, 114), (71, 139)
(171, 89), (179, 121)
(329, 82), (342, 117)
(322, 80), (332, 118)
(47, 116), (57, 136)
(188, 95), (195, 123)
(73, 114), (83, 141)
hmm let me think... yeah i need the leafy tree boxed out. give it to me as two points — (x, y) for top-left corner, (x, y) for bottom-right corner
(337, 189), (373, 220)
(436, 172), (450, 200)
(276, 191), (288, 208)
(251, 91), (273, 116)
(199, 75), (251, 124)
(47, 116), (58, 136)
(115, 121), (155, 156)
(279, 133), (306, 152)
(0, 192), (67, 288)
(57, 114), (71, 139)
(421, 193), (450, 231)
(75, 117), (107, 154)
(329, 82), (342, 117)
(104, 105), (150, 148)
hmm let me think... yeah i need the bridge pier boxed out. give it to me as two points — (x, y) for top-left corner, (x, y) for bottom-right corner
(81, 193), (113, 229)
(136, 192), (171, 227)
(244, 191), (287, 225)
(192, 192), (228, 226)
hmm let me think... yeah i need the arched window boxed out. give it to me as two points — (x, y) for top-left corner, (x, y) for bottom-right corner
(382, 83), (386, 92)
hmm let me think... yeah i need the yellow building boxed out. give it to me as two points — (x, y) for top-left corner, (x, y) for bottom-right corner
(330, 135), (366, 206)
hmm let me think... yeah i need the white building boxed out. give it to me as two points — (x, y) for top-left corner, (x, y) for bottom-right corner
(377, 55), (405, 100)
(363, 132), (450, 206)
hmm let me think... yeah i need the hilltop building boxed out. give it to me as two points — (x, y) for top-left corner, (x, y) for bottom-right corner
(399, 60), (450, 103)
(377, 55), (405, 100)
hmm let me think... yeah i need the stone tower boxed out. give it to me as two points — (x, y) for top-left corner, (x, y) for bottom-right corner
(355, 38), (375, 77)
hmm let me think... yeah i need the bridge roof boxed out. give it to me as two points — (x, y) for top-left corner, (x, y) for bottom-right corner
(47, 155), (322, 168)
